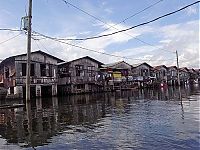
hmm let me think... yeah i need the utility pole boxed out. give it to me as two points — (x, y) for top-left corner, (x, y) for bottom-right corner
(176, 50), (181, 86)
(176, 50), (182, 101)
(26, 0), (32, 103)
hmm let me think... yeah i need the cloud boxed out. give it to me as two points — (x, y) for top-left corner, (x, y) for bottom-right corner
(185, 6), (198, 16)
(159, 39), (171, 44)
(0, 19), (198, 69)
(102, 1), (107, 6)
(104, 8), (113, 14)
(0, 31), (27, 58)
(157, 20), (199, 68)
(79, 31), (92, 35)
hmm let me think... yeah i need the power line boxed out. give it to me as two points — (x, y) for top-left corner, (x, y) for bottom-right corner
(62, 0), (163, 33)
(33, 31), (175, 62)
(37, 40), (55, 55)
(62, 0), (107, 26)
(58, 1), (199, 40)
(61, 0), (173, 53)
(0, 32), (22, 45)
(0, 28), (22, 32)
(102, 0), (164, 32)
(32, 35), (54, 55)
(33, 39), (41, 50)
(123, 0), (164, 23)
(38, 1), (198, 54)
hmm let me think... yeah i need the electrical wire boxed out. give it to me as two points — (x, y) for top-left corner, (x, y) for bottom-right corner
(58, 1), (199, 40)
(100, 0), (164, 32)
(0, 32), (22, 45)
(62, 0), (163, 33)
(32, 36), (53, 55)
(37, 1), (198, 54)
(62, 0), (107, 27)
(61, 0), (173, 53)
(33, 31), (175, 62)
(0, 28), (22, 32)
(33, 39), (42, 50)
(123, 0), (164, 23)
(37, 40), (55, 55)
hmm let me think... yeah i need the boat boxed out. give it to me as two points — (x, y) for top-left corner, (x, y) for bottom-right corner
(0, 87), (7, 100)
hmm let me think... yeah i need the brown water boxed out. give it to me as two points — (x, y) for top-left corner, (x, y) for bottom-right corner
(0, 85), (199, 150)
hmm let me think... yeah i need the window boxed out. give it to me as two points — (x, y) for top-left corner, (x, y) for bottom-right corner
(22, 63), (26, 76)
(140, 69), (143, 76)
(87, 66), (94, 77)
(162, 70), (166, 76)
(40, 64), (46, 76)
(5, 67), (9, 78)
(121, 70), (128, 76)
(22, 63), (35, 76)
(46, 64), (53, 77)
(49, 65), (53, 77)
(30, 64), (35, 76)
(59, 67), (70, 78)
(10, 87), (14, 94)
(141, 69), (148, 76)
(75, 65), (84, 76)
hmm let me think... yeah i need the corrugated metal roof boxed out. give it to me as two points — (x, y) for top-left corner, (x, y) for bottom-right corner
(58, 56), (104, 66)
(132, 62), (152, 68)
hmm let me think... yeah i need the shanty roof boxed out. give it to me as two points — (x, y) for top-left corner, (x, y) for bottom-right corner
(154, 65), (168, 70)
(188, 68), (197, 73)
(101, 61), (132, 68)
(167, 66), (178, 70)
(132, 62), (153, 68)
(58, 56), (104, 66)
(1, 50), (64, 64)
(179, 67), (189, 72)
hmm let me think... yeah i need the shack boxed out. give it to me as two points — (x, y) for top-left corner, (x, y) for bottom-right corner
(0, 50), (64, 98)
(58, 56), (104, 94)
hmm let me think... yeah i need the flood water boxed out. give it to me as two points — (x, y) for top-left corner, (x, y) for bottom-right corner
(0, 85), (199, 150)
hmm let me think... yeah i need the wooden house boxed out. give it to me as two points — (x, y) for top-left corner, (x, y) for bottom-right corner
(100, 61), (133, 90)
(0, 50), (64, 98)
(188, 68), (199, 84)
(167, 66), (178, 86)
(58, 56), (103, 94)
(179, 67), (190, 85)
(132, 62), (156, 87)
(154, 65), (168, 82)
(194, 69), (200, 84)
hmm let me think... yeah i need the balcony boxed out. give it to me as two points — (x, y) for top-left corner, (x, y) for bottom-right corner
(67, 76), (104, 86)
(15, 76), (57, 85)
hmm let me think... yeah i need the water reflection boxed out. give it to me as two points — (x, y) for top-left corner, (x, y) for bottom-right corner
(0, 85), (199, 149)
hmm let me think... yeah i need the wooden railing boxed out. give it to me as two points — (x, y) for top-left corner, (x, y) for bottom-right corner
(61, 76), (104, 85)
(15, 76), (57, 85)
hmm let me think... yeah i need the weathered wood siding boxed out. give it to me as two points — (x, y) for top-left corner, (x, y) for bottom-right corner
(167, 67), (177, 79)
(112, 62), (132, 70)
(0, 57), (15, 88)
(132, 64), (151, 77)
(156, 66), (167, 81)
(15, 53), (58, 82)
(59, 57), (100, 85)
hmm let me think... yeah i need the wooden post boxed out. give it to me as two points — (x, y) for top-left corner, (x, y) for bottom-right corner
(176, 50), (182, 101)
(176, 50), (180, 86)
(26, 0), (32, 103)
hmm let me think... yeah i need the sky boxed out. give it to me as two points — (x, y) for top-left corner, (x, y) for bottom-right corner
(0, 0), (199, 68)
